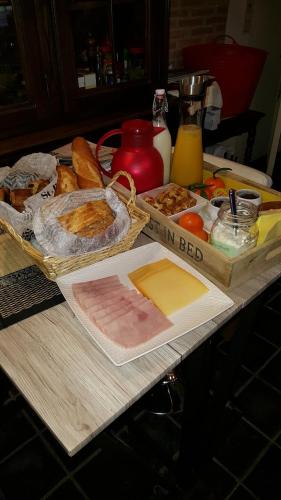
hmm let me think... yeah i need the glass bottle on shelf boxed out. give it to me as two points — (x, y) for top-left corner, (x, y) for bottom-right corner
(170, 74), (210, 187)
(122, 48), (129, 82)
(96, 46), (104, 87)
(87, 32), (96, 73)
(115, 51), (121, 84)
(152, 89), (172, 185)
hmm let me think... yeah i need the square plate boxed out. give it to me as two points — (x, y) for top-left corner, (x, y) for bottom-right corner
(56, 242), (234, 366)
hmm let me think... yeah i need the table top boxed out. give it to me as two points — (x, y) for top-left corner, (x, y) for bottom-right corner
(0, 232), (280, 456)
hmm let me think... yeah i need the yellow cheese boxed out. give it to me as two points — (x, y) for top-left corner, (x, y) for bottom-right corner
(129, 258), (208, 315)
(256, 211), (281, 245)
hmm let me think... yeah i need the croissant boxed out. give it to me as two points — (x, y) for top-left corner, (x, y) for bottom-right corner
(72, 137), (104, 189)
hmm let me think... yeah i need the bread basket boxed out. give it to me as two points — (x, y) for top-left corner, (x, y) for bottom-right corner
(0, 171), (150, 280)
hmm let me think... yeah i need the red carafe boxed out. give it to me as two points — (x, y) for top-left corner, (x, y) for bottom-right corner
(95, 119), (164, 193)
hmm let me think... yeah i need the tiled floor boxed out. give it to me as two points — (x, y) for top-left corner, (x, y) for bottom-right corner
(0, 278), (281, 500)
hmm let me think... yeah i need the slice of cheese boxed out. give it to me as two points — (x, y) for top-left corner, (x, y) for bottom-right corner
(128, 258), (208, 315)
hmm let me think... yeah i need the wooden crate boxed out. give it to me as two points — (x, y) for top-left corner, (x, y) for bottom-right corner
(127, 161), (281, 290)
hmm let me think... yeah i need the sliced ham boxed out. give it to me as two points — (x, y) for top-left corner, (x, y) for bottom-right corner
(94, 298), (147, 327)
(85, 289), (142, 315)
(77, 284), (125, 310)
(101, 302), (173, 348)
(72, 274), (173, 349)
(72, 275), (120, 295)
(96, 296), (148, 327)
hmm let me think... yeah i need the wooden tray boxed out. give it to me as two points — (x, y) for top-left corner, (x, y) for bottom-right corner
(115, 161), (281, 290)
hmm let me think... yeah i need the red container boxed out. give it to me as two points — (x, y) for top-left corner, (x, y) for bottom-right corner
(95, 119), (164, 194)
(182, 37), (268, 118)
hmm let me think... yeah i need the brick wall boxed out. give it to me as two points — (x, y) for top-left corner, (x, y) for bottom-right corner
(169, 0), (229, 69)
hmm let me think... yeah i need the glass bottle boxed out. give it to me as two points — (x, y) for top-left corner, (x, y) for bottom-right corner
(96, 46), (104, 87)
(170, 76), (206, 187)
(122, 48), (129, 82)
(87, 32), (96, 73)
(210, 200), (258, 258)
(152, 89), (172, 185)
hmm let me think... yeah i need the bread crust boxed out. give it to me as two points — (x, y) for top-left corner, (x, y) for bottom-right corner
(28, 179), (49, 195)
(0, 188), (9, 202)
(72, 137), (104, 189)
(55, 165), (79, 196)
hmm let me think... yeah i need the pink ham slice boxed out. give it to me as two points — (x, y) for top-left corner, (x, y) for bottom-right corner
(93, 295), (148, 327)
(73, 276), (120, 291)
(76, 284), (125, 309)
(101, 301), (173, 348)
(86, 290), (144, 316)
(72, 275), (173, 348)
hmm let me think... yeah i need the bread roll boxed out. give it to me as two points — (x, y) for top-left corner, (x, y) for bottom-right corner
(0, 188), (9, 202)
(10, 189), (33, 212)
(54, 165), (79, 196)
(28, 178), (49, 195)
(72, 137), (104, 189)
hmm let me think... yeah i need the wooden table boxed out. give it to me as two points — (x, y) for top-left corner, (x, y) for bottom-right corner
(0, 232), (280, 458)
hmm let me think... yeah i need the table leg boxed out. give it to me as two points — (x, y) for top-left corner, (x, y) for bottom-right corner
(176, 338), (214, 482)
(177, 295), (263, 483)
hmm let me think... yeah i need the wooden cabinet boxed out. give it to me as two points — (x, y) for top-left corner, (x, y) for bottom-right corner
(0, 0), (62, 137)
(0, 0), (169, 151)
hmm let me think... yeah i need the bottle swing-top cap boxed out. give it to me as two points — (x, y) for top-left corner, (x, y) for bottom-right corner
(155, 89), (165, 96)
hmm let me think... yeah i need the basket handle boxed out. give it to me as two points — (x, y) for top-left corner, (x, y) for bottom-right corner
(214, 35), (237, 44)
(107, 170), (136, 207)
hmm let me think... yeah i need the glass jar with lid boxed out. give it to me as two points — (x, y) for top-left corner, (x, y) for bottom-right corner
(210, 200), (259, 258)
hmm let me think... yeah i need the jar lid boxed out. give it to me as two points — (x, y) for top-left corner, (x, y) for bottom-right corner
(218, 200), (258, 227)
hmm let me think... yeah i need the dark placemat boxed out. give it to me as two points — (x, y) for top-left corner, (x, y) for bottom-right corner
(0, 265), (65, 330)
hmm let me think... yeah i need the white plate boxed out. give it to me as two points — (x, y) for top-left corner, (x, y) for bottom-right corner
(56, 242), (234, 366)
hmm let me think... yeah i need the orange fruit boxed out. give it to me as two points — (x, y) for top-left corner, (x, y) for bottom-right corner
(191, 228), (209, 241)
(212, 187), (228, 198)
(178, 212), (204, 231)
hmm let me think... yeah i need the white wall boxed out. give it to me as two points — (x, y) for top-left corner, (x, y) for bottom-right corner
(226, 0), (281, 162)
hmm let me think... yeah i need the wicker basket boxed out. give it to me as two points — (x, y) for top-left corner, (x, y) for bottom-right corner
(0, 171), (150, 280)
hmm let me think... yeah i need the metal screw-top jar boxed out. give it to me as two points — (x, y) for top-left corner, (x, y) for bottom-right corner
(210, 200), (259, 258)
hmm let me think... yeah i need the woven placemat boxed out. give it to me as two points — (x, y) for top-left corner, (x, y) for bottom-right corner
(0, 265), (65, 330)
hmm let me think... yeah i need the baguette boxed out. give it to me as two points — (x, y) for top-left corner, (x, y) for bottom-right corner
(54, 165), (79, 196)
(72, 137), (104, 189)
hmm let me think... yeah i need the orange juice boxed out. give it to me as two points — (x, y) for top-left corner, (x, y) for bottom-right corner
(170, 124), (203, 186)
